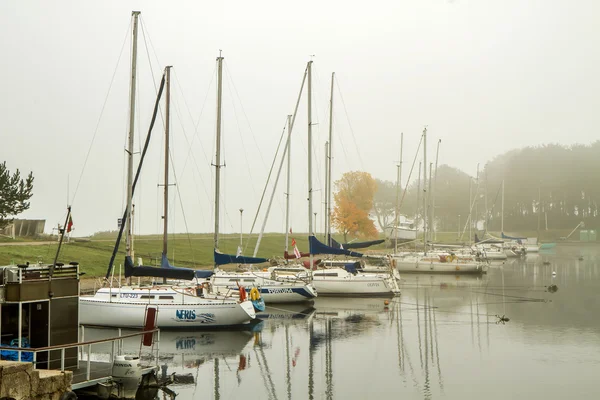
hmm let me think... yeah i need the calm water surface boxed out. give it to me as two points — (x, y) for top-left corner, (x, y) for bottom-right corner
(85, 245), (600, 399)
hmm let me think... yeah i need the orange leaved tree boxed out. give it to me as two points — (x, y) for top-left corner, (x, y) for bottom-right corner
(332, 171), (378, 242)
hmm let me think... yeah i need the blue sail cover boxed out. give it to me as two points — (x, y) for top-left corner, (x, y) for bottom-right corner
(125, 256), (195, 280)
(329, 236), (385, 249)
(161, 254), (213, 279)
(214, 250), (268, 266)
(309, 236), (363, 257)
(501, 232), (526, 241)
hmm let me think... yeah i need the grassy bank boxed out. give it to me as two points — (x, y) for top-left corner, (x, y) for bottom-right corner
(0, 228), (592, 277)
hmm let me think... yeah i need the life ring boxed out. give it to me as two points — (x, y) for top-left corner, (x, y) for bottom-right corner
(239, 285), (247, 302)
(249, 287), (260, 301)
(439, 255), (447, 263)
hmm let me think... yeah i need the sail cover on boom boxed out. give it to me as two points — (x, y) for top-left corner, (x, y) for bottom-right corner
(328, 236), (385, 249)
(160, 253), (213, 279)
(214, 250), (269, 266)
(309, 236), (363, 257)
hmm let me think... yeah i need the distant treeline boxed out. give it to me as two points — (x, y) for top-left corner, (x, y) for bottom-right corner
(376, 142), (599, 234)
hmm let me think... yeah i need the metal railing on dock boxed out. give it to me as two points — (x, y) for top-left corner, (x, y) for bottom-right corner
(0, 328), (159, 388)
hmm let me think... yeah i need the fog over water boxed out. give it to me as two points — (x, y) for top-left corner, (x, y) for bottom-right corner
(1, 1), (598, 236)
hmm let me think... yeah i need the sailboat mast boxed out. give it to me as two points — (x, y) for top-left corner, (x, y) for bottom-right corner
(284, 115), (292, 252)
(214, 54), (224, 255)
(501, 179), (505, 233)
(125, 11), (140, 260)
(326, 72), (334, 244)
(432, 139), (441, 241)
(428, 162), (433, 245)
(324, 140), (329, 241)
(162, 66), (172, 257)
(394, 133), (403, 254)
(415, 161), (421, 252)
(307, 61), (314, 268)
(422, 127), (427, 253)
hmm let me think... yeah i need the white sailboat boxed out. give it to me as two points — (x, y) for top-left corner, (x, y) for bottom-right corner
(272, 66), (398, 297)
(392, 128), (488, 274)
(80, 28), (255, 328)
(204, 59), (317, 304)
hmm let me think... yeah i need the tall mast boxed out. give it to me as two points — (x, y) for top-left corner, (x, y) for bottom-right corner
(432, 139), (441, 241)
(501, 179), (505, 234)
(308, 61), (314, 268)
(284, 115), (293, 252)
(422, 127), (427, 254)
(125, 11), (140, 260)
(537, 183), (541, 239)
(415, 161), (421, 252)
(256, 69), (307, 257)
(214, 54), (224, 259)
(162, 66), (172, 258)
(326, 72), (335, 244)
(394, 133), (403, 254)
(324, 141), (329, 241)
(428, 162), (433, 245)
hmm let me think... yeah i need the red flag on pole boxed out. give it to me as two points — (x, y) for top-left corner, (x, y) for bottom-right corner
(67, 215), (73, 233)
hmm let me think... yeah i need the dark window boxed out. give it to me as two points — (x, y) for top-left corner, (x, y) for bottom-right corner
(159, 296), (174, 300)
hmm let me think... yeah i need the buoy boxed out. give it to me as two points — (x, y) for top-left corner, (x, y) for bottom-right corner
(552, 271), (557, 276)
(384, 300), (390, 306)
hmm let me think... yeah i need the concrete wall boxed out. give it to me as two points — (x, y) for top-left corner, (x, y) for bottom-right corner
(0, 360), (72, 400)
(0, 220), (46, 238)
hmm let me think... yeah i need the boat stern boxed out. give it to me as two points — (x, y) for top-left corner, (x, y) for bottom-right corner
(240, 300), (257, 320)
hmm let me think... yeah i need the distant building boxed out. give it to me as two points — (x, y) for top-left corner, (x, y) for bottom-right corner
(0, 219), (46, 238)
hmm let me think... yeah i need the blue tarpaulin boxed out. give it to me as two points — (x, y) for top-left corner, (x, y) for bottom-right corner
(309, 236), (363, 257)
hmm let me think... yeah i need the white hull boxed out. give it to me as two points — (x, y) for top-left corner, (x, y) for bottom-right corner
(208, 271), (317, 303)
(392, 255), (488, 274)
(79, 287), (255, 328)
(310, 276), (396, 297)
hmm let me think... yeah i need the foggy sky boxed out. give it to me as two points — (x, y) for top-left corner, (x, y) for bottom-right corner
(1, 0), (599, 238)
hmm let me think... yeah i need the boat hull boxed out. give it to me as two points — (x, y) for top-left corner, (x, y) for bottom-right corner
(79, 298), (256, 329)
(393, 257), (488, 274)
(310, 277), (395, 297)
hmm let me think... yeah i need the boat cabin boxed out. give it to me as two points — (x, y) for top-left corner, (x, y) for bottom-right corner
(0, 261), (80, 369)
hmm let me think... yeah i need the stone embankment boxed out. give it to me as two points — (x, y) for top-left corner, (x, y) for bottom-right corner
(0, 360), (75, 400)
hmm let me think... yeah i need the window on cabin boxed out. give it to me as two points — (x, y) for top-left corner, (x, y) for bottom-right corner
(159, 296), (174, 300)
(140, 295), (155, 299)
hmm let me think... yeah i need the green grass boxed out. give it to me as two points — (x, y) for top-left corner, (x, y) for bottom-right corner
(0, 228), (588, 277)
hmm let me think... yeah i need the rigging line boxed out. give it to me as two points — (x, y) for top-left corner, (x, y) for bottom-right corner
(171, 70), (209, 224)
(223, 68), (258, 198)
(335, 78), (365, 171)
(223, 61), (268, 169)
(139, 18), (165, 125)
(244, 117), (289, 254)
(70, 17), (132, 205)
(172, 69), (213, 197)
(398, 132), (424, 210)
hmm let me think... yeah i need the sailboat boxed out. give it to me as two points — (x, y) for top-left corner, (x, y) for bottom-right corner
(197, 56), (317, 305)
(391, 128), (489, 274)
(79, 20), (255, 328)
(265, 65), (398, 296)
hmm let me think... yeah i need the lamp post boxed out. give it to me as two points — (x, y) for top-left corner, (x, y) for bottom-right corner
(239, 208), (244, 248)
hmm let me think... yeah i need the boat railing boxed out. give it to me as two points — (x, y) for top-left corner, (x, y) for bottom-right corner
(0, 327), (160, 382)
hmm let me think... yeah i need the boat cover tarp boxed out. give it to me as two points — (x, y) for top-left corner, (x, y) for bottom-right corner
(329, 236), (385, 249)
(214, 250), (268, 266)
(125, 256), (195, 280)
(309, 236), (363, 257)
(283, 250), (311, 259)
(344, 262), (360, 274)
(161, 254), (213, 279)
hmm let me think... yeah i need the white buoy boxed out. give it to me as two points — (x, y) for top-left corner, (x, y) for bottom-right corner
(552, 271), (557, 276)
